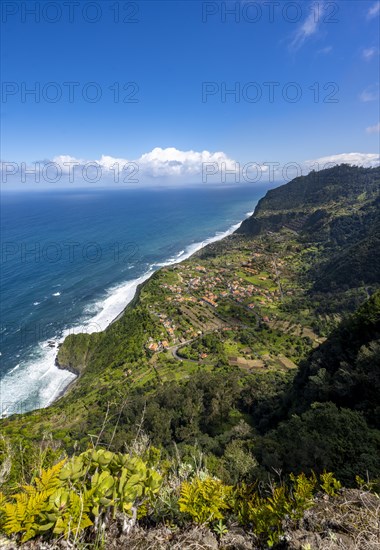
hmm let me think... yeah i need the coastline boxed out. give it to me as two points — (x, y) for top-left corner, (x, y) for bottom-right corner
(0, 208), (255, 418)
(52, 211), (254, 404)
(108, 213), (253, 327)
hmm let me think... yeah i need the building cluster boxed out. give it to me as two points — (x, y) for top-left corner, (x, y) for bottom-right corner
(144, 248), (287, 354)
(146, 338), (170, 353)
(161, 258), (282, 315)
(161, 282), (197, 304)
(157, 312), (176, 339)
(144, 311), (178, 352)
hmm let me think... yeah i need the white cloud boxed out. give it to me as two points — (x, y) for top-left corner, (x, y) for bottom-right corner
(305, 152), (380, 169)
(367, 1), (380, 19)
(136, 147), (236, 177)
(51, 154), (85, 172)
(317, 46), (332, 55)
(362, 47), (378, 59)
(51, 147), (238, 180)
(3, 149), (379, 188)
(359, 84), (379, 102)
(366, 122), (380, 134)
(290, 4), (321, 50)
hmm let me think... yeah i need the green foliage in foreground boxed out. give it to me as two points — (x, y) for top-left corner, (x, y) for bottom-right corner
(179, 476), (232, 524)
(0, 446), (352, 548)
(0, 449), (161, 543)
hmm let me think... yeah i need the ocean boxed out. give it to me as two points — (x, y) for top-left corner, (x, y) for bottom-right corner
(0, 184), (268, 416)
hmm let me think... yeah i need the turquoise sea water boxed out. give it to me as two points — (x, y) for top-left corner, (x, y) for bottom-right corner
(0, 184), (268, 415)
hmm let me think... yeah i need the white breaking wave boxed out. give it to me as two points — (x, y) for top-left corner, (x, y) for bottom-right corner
(7, 364), (20, 374)
(0, 345), (76, 417)
(152, 219), (243, 268)
(78, 270), (155, 333)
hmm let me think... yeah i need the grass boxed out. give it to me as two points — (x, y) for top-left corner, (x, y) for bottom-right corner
(223, 340), (243, 355)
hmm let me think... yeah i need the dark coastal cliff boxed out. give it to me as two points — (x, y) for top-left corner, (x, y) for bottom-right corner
(237, 164), (380, 290)
(55, 332), (94, 376)
(237, 164), (380, 236)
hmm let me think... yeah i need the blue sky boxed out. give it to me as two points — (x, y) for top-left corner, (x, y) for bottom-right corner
(0, 0), (379, 185)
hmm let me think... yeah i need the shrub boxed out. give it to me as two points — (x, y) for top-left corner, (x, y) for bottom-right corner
(0, 449), (162, 543)
(232, 472), (318, 547)
(320, 471), (341, 496)
(178, 476), (232, 525)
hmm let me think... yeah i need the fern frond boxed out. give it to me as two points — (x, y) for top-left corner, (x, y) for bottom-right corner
(35, 460), (66, 494)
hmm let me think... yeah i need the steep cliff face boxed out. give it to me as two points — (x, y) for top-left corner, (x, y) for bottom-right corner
(291, 290), (380, 424)
(237, 165), (380, 290)
(55, 332), (96, 376)
(237, 164), (380, 238)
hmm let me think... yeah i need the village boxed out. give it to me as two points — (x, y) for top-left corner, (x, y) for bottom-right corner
(140, 237), (318, 372)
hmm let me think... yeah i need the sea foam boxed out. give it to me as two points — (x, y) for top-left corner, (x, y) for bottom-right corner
(0, 213), (250, 417)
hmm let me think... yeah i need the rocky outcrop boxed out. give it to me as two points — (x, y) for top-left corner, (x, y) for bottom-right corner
(54, 355), (80, 377)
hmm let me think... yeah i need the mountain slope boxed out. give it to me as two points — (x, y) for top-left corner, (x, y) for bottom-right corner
(238, 164), (380, 300)
(291, 290), (380, 424)
(237, 164), (380, 238)
(256, 291), (380, 483)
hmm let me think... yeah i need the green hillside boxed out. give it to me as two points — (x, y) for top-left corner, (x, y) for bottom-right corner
(238, 165), (380, 234)
(256, 290), (380, 484)
(1, 165), (379, 548)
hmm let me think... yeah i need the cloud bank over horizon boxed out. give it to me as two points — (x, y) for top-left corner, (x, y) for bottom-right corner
(1, 148), (379, 188)
(305, 152), (380, 169)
